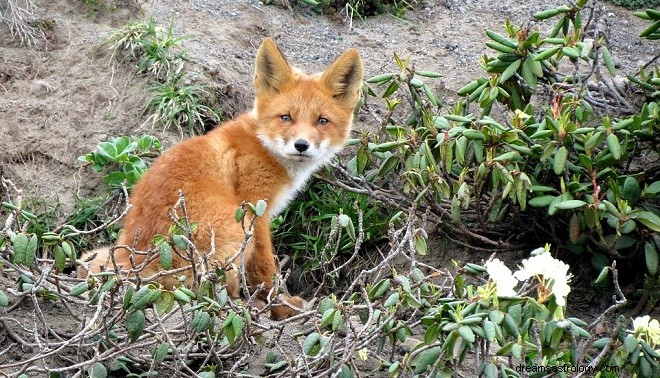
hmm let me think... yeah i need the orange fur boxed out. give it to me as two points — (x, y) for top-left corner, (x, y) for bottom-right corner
(79, 38), (364, 320)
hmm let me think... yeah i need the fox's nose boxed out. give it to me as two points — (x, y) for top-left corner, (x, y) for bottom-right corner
(294, 139), (310, 152)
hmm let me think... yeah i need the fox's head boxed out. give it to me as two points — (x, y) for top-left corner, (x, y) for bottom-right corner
(252, 38), (364, 172)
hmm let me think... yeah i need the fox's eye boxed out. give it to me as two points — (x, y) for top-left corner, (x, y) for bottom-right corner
(317, 117), (328, 125)
(280, 115), (292, 122)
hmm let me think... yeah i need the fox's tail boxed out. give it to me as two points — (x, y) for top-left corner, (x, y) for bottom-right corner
(76, 246), (111, 277)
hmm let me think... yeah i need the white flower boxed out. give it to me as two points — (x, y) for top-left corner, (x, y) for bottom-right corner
(550, 277), (571, 306)
(632, 315), (651, 333)
(649, 319), (660, 347)
(631, 316), (660, 348)
(485, 258), (518, 297)
(513, 250), (572, 306)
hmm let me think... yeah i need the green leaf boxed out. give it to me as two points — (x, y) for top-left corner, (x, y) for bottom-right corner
(331, 310), (343, 331)
(645, 242), (659, 276)
(533, 7), (562, 20)
(69, 281), (89, 297)
(457, 80), (482, 96)
(234, 207), (246, 223)
(483, 320), (496, 342)
(366, 73), (394, 83)
(601, 46), (617, 75)
(367, 279), (390, 300)
(534, 46), (561, 61)
(622, 177), (641, 205)
(356, 145), (368, 174)
(155, 291), (174, 315)
(624, 334), (639, 353)
(320, 308), (337, 329)
(303, 332), (320, 355)
(191, 311), (211, 333)
(629, 211), (660, 232)
(153, 342), (169, 364)
(62, 240), (75, 260)
(232, 313), (244, 338)
(0, 290), (8, 307)
(376, 155), (399, 177)
(11, 233), (28, 264)
(417, 70), (443, 78)
(158, 242), (173, 270)
(595, 266), (610, 284)
(382, 80), (399, 98)
(486, 30), (517, 48)
(521, 56), (538, 87)
(414, 234), (427, 256)
(606, 133), (621, 160)
(553, 146), (568, 175)
(458, 325), (475, 343)
(489, 310), (505, 324)
(88, 362), (107, 378)
(173, 288), (191, 304)
(483, 363), (498, 378)
(414, 346), (441, 374)
(25, 234), (39, 265)
(493, 151), (520, 162)
(498, 59), (522, 84)
(384, 292), (400, 307)
(255, 199), (267, 217)
(97, 142), (118, 159)
(555, 200), (587, 209)
(53, 245), (66, 272)
(266, 360), (288, 372)
(126, 310), (146, 342)
(172, 235), (188, 250)
(529, 195), (556, 207)
(645, 181), (660, 195)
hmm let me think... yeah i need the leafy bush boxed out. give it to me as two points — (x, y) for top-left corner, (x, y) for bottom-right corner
(351, 1), (660, 279)
(273, 180), (393, 287)
(3, 182), (659, 376)
(104, 17), (220, 135)
(142, 79), (220, 136)
(104, 17), (189, 81)
(78, 134), (162, 189)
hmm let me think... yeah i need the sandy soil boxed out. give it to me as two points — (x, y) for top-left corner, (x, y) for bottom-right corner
(0, 0), (657, 376)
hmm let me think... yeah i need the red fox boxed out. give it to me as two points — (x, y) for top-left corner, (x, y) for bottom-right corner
(79, 38), (364, 320)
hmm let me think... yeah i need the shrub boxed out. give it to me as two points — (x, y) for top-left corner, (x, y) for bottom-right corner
(78, 134), (163, 189)
(143, 79), (220, 136)
(273, 179), (394, 288)
(0, 0), (48, 46)
(348, 1), (660, 279)
(103, 17), (221, 135)
(104, 17), (189, 81)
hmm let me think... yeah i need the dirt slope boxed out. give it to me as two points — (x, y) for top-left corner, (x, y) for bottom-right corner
(1, 0), (655, 213)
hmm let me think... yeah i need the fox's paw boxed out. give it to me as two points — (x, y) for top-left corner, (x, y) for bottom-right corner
(270, 294), (306, 321)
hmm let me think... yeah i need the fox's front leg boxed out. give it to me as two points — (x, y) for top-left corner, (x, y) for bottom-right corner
(247, 219), (305, 320)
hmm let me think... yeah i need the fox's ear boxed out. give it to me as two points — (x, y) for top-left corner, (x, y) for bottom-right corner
(254, 38), (294, 95)
(321, 49), (364, 107)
